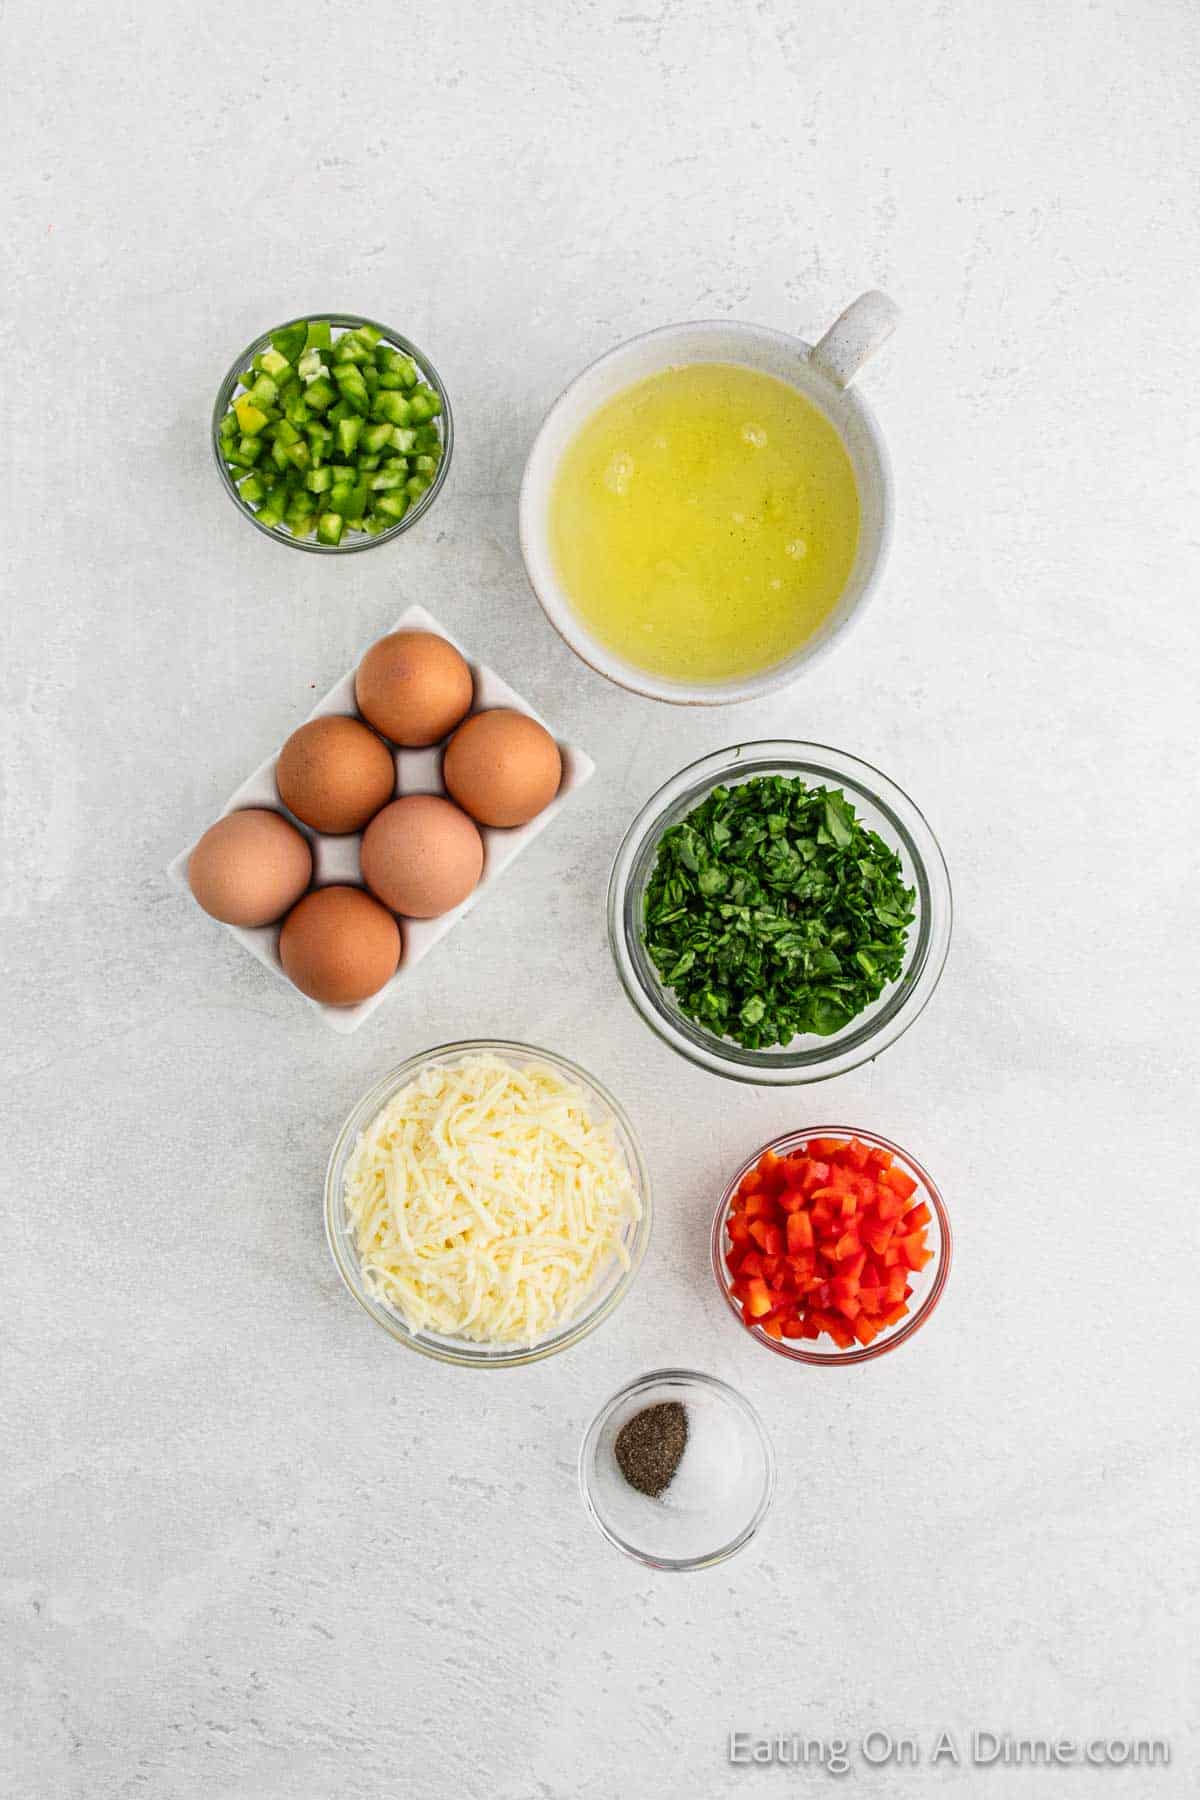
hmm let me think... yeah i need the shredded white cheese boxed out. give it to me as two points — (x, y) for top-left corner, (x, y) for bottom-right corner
(342, 1053), (641, 1345)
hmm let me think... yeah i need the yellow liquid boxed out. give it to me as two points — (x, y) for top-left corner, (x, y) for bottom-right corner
(554, 363), (863, 680)
(549, 363), (860, 683)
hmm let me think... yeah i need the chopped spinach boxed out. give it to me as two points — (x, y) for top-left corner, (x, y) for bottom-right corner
(641, 776), (916, 1048)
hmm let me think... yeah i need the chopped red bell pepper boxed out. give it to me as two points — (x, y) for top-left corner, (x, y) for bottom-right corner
(874, 1184), (906, 1222)
(860, 1215), (894, 1255)
(879, 1165), (918, 1201)
(723, 1136), (936, 1350)
(899, 1234), (933, 1271)
(786, 1210), (814, 1253)
(743, 1277), (773, 1318)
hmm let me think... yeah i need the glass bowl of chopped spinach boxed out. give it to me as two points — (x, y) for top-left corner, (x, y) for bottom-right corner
(607, 743), (952, 1084)
(212, 314), (453, 552)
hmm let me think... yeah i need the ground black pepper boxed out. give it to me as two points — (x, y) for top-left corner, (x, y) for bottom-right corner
(613, 1401), (689, 1498)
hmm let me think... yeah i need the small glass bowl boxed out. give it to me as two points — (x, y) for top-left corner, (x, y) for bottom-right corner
(579, 1370), (776, 1570)
(712, 1126), (952, 1365)
(607, 740), (952, 1084)
(211, 313), (453, 553)
(324, 1040), (651, 1368)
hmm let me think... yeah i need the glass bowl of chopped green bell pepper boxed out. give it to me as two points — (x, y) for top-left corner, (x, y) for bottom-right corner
(607, 742), (952, 1085)
(211, 314), (453, 552)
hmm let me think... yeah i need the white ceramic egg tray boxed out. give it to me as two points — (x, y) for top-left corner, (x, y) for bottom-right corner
(168, 603), (595, 1033)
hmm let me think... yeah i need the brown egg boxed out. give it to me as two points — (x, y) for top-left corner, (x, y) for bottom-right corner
(276, 715), (395, 835)
(278, 886), (401, 1004)
(187, 808), (312, 927)
(443, 709), (563, 828)
(361, 795), (484, 919)
(355, 629), (474, 747)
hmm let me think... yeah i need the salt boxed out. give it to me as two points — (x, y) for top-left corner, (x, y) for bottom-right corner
(660, 1398), (744, 1512)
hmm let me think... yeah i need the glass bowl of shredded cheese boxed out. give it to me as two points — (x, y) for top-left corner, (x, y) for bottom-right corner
(324, 1040), (652, 1366)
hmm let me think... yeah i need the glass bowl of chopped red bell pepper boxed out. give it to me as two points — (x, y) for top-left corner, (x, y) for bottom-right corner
(712, 1128), (951, 1364)
(211, 313), (453, 553)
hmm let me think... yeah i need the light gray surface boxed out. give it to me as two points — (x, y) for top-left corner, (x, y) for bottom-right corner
(2, 2), (1198, 1797)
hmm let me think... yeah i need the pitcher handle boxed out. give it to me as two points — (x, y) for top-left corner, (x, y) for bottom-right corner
(810, 290), (899, 389)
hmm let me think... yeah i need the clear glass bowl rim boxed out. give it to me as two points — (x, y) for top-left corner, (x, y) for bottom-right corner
(323, 1038), (652, 1367)
(607, 739), (953, 1085)
(210, 311), (454, 554)
(577, 1367), (777, 1570)
(710, 1124), (953, 1365)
